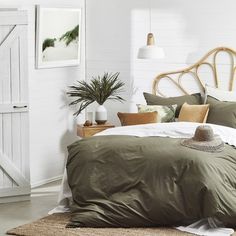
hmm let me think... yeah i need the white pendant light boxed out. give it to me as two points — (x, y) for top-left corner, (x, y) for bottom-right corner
(138, 33), (165, 59)
(137, 1), (165, 59)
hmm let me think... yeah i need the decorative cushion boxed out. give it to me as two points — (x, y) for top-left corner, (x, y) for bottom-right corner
(137, 104), (177, 123)
(204, 84), (236, 103)
(178, 103), (209, 123)
(143, 92), (202, 117)
(117, 112), (158, 126)
(206, 96), (236, 128)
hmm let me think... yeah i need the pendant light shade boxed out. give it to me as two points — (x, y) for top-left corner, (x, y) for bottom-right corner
(138, 33), (165, 59)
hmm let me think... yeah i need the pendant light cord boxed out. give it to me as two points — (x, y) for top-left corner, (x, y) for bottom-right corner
(84, 0), (88, 83)
(84, 0), (88, 120)
(149, 0), (152, 33)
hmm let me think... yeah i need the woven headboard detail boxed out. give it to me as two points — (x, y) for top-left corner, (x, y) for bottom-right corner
(152, 47), (236, 96)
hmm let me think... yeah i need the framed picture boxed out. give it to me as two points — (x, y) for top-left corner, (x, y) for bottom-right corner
(36, 6), (81, 68)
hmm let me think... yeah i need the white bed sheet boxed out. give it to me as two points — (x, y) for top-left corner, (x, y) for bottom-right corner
(50, 122), (236, 236)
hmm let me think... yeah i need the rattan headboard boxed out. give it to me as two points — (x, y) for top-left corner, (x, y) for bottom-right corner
(152, 47), (236, 96)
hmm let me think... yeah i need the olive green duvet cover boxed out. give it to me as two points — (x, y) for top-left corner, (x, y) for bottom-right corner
(66, 134), (236, 228)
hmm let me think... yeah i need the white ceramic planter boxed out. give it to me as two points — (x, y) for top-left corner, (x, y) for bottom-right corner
(95, 104), (107, 124)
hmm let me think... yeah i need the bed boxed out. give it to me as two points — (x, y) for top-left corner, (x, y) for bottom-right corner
(59, 47), (236, 234)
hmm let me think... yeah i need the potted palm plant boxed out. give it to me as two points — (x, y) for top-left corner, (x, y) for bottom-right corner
(67, 72), (125, 124)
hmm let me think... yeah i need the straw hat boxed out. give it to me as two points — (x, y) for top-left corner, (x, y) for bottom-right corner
(181, 125), (224, 152)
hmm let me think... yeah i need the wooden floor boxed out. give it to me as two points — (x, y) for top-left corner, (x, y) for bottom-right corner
(0, 180), (61, 235)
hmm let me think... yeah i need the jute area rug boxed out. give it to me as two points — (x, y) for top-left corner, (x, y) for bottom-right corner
(7, 213), (236, 236)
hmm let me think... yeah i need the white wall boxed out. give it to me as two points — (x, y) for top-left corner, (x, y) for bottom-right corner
(86, 0), (236, 125)
(0, 0), (85, 186)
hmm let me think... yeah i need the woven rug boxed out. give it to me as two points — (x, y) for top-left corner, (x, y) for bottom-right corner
(6, 213), (236, 236)
(6, 213), (194, 236)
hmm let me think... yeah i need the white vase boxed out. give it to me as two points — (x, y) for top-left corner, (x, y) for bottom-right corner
(95, 104), (107, 124)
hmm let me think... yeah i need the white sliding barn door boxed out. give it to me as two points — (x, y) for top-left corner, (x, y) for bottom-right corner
(0, 11), (30, 203)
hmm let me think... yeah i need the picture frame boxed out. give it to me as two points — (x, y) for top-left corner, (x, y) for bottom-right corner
(36, 6), (82, 68)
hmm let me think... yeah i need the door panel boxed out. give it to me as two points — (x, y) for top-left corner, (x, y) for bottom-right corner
(0, 11), (29, 201)
(2, 27), (12, 188)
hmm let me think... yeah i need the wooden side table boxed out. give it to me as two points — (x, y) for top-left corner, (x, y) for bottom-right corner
(77, 123), (115, 138)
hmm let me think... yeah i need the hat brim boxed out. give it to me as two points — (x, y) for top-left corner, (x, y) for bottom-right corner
(181, 135), (224, 153)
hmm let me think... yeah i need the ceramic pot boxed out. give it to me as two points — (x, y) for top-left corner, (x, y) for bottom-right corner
(95, 104), (107, 124)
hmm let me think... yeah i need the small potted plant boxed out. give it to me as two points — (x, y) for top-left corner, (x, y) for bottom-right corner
(67, 72), (125, 124)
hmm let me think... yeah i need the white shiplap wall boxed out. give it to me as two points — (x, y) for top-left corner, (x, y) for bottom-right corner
(0, 0), (85, 186)
(86, 0), (236, 125)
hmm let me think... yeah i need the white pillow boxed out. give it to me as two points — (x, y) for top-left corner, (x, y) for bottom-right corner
(204, 84), (236, 103)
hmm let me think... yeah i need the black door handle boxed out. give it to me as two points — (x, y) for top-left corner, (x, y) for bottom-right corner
(13, 105), (28, 109)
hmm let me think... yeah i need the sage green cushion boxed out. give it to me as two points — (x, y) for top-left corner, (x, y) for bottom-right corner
(137, 104), (177, 123)
(206, 96), (236, 128)
(143, 92), (202, 117)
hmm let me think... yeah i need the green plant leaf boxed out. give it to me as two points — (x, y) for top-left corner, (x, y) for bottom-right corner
(42, 38), (56, 51)
(60, 25), (79, 46)
(67, 72), (125, 116)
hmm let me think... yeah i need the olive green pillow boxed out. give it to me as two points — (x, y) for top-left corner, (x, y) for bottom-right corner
(206, 96), (236, 128)
(143, 92), (202, 117)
